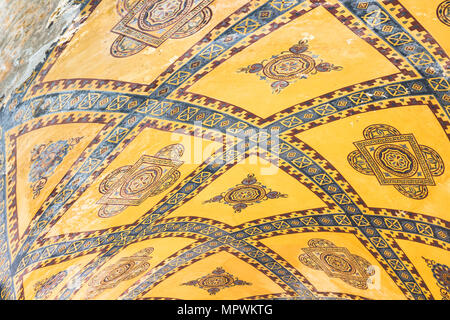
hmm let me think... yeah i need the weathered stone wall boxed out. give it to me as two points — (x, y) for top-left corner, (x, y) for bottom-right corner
(0, 0), (82, 106)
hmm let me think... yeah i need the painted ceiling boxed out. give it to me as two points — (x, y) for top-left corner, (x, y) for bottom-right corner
(0, 0), (449, 300)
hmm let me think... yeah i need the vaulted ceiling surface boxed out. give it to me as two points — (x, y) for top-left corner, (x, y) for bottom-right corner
(0, 0), (449, 300)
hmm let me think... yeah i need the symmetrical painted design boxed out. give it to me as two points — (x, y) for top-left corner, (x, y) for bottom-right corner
(239, 40), (342, 93)
(29, 137), (83, 198)
(34, 270), (68, 300)
(203, 174), (287, 213)
(437, 1), (450, 26)
(348, 124), (444, 200)
(423, 257), (449, 300)
(86, 247), (154, 299)
(111, 0), (214, 57)
(182, 267), (251, 295)
(299, 239), (375, 290)
(97, 144), (184, 217)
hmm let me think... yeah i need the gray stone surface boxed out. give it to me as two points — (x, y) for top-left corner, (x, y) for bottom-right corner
(0, 0), (82, 107)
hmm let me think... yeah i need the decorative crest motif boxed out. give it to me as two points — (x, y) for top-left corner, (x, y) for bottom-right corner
(437, 1), (450, 26)
(348, 124), (444, 199)
(34, 270), (68, 300)
(423, 257), (449, 300)
(203, 174), (287, 213)
(111, 0), (214, 57)
(86, 247), (154, 299)
(299, 239), (375, 290)
(182, 267), (251, 295)
(239, 40), (342, 93)
(97, 144), (184, 217)
(29, 137), (83, 198)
